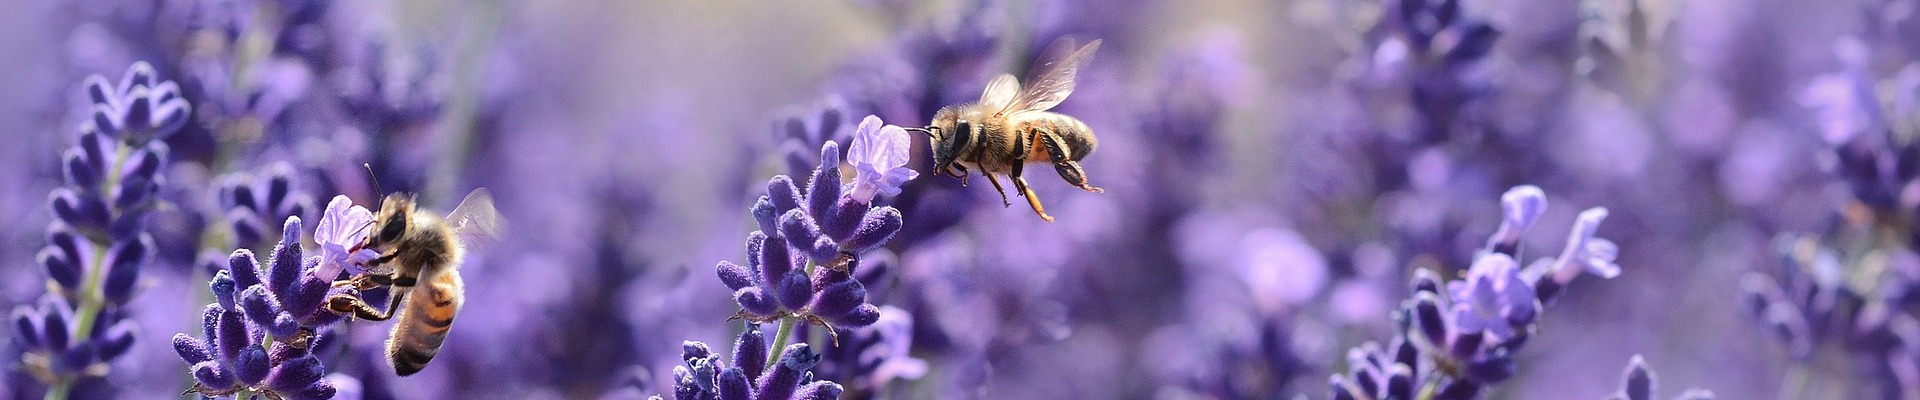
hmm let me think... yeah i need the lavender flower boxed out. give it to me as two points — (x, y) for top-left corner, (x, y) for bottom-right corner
(663, 324), (844, 400)
(1605, 355), (1715, 400)
(845, 116), (920, 203)
(814, 306), (927, 397)
(1331, 185), (1623, 399)
(312, 195), (379, 281)
(9, 62), (187, 398)
(174, 216), (345, 399)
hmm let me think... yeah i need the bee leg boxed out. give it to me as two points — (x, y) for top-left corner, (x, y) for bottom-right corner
(326, 289), (408, 321)
(953, 164), (971, 186)
(1010, 164), (1055, 222)
(1040, 132), (1102, 193)
(982, 173), (1013, 207)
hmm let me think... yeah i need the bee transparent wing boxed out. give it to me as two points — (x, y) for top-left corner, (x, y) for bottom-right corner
(1004, 38), (1102, 116)
(445, 188), (504, 251)
(980, 73), (1020, 114)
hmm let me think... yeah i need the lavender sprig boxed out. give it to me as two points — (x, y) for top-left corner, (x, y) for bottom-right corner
(717, 115), (916, 371)
(659, 324), (844, 400)
(172, 205), (369, 399)
(1604, 355), (1715, 400)
(1330, 185), (1622, 399)
(9, 61), (187, 399)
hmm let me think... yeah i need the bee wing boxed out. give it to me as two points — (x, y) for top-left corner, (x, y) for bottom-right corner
(445, 188), (504, 250)
(980, 73), (1020, 114)
(1002, 38), (1102, 116)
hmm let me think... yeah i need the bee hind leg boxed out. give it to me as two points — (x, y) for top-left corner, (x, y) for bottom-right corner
(1040, 132), (1102, 193)
(982, 173), (1013, 207)
(1010, 164), (1055, 222)
(326, 289), (408, 321)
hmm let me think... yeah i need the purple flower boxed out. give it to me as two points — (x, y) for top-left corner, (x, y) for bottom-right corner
(664, 325), (843, 400)
(215, 164), (315, 249)
(1486, 185), (1546, 254)
(1607, 355), (1715, 400)
(175, 216), (347, 399)
(312, 195), (378, 280)
(845, 115), (920, 203)
(1446, 253), (1537, 340)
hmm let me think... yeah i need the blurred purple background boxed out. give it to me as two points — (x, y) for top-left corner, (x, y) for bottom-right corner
(2, 0), (1917, 398)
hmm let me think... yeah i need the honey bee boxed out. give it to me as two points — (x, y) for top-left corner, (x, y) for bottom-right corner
(907, 38), (1105, 222)
(326, 188), (502, 376)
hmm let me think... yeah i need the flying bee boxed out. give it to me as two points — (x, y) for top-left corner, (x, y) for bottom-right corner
(326, 188), (502, 376)
(906, 38), (1105, 222)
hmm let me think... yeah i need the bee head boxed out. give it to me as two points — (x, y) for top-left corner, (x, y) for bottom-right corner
(921, 108), (974, 177)
(364, 193), (416, 249)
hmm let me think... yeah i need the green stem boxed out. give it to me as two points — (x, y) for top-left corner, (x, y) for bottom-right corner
(765, 315), (798, 372)
(43, 382), (69, 400)
(763, 260), (818, 373)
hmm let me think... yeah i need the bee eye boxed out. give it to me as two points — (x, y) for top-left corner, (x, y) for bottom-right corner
(377, 220), (405, 243)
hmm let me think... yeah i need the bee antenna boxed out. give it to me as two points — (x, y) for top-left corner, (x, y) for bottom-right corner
(363, 163), (383, 197)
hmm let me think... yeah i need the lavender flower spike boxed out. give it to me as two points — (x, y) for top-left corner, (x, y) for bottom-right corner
(845, 115), (919, 203)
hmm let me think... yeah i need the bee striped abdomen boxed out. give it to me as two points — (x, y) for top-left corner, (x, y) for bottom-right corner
(387, 269), (465, 376)
(1020, 113), (1096, 162)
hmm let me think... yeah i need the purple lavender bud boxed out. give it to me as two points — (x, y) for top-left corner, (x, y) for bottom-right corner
(767, 176), (804, 217)
(752, 197), (779, 237)
(1384, 363), (1414, 399)
(107, 208), (146, 241)
(683, 340), (713, 363)
(96, 321), (135, 360)
(672, 365), (700, 400)
(101, 235), (152, 304)
(1434, 380), (1481, 400)
(758, 233), (794, 289)
(808, 279), (868, 322)
(240, 285), (298, 338)
(112, 175), (154, 209)
(280, 380), (339, 400)
(838, 207), (902, 253)
(756, 344), (820, 400)
(172, 334), (217, 372)
(1618, 355), (1654, 400)
(235, 344), (272, 385)
(62, 149), (97, 189)
(776, 270), (815, 311)
(793, 381), (845, 400)
(1411, 292), (1448, 346)
(780, 209), (832, 261)
(268, 217), (304, 299)
(77, 131), (108, 173)
(1411, 268), (1442, 294)
(1391, 337), (1418, 369)
(229, 249), (264, 291)
(286, 259), (331, 321)
(735, 287), (780, 317)
(732, 324), (767, 382)
(11, 307), (42, 350)
(51, 188), (110, 230)
(40, 247), (80, 291)
(715, 367), (750, 400)
(746, 231), (768, 274)
(1330, 375), (1358, 400)
(124, 144), (165, 181)
(808, 141), (844, 222)
(42, 303), (70, 351)
(54, 342), (96, 374)
(266, 165), (294, 212)
(1349, 362), (1380, 395)
(835, 304), (881, 326)
(200, 304), (221, 347)
(192, 361), (237, 389)
(717, 261), (756, 291)
(822, 196), (870, 243)
(233, 181), (261, 212)
(1463, 347), (1516, 382)
(211, 270), (238, 312)
(88, 103), (122, 138)
(1450, 330), (1484, 360)
(229, 208), (266, 247)
(264, 355), (326, 392)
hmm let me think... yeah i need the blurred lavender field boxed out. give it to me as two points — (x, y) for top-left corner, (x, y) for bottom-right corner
(3, 0), (1919, 398)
